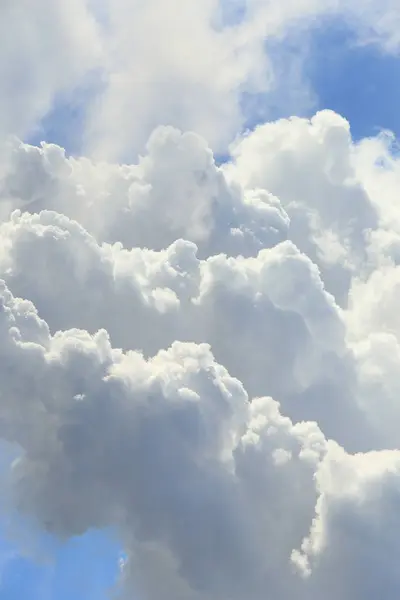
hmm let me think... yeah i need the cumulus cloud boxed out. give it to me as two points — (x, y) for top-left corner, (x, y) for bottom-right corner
(0, 278), (333, 600)
(0, 130), (289, 256)
(0, 104), (400, 600)
(3, 2), (400, 599)
(0, 207), (361, 447)
(293, 445), (400, 599)
(225, 110), (380, 304)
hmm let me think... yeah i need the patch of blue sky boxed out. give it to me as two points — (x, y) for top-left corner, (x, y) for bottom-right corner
(0, 443), (122, 600)
(217, 0), (247, 27)
(0, 526), (122, 600)
(306, 16), (400, 142)
(26, 68), (106, 158)
(240, 15), (400, 142)
(240, 28), (316, 131)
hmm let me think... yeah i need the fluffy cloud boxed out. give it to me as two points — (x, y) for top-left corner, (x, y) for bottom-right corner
(1, 111), (399, 441)
(0, 207), (361, 447)
(82, 0), (400, 160)
(4, 1), (400, 598)
(0, 268), (400, 600)
(0, 278), (332, 600)
(293, 445), (400, 599)
(226, 110), (380, 304)
(0, 130), (289, 256)
(3, 50), (400, 600)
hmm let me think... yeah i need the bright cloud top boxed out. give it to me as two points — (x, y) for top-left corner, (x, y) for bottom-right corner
(3, 1), (400, 599)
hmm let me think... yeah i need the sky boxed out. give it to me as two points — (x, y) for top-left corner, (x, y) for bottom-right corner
(307, 16), (400, 141)
(2, 1), (400, 600)
(28, 12), (400, 155)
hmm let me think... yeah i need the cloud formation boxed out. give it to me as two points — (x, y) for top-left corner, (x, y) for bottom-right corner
(3, 0), (400, 160)
(3, 1), (400, 599)
(0, 103), (400, 600)
(86, 0), (400, 160)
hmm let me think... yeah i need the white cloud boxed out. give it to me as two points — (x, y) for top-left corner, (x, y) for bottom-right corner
(0, 109), (398, 597)
(1, 111), (399, 457)
(3, 2), (400, 598)
(226, 110), (379, 304)
(0, 278), (327, 600)
(82, 0), (400, 161)
(293, 444), (400, 599)
(343, 0), (400, 53)
(2, 0), (400, 161)
(0, 207), (357, 445)
(0, 130), (289, 255)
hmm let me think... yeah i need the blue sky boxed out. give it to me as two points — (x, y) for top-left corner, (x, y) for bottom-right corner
(0, 446), (122, 598)
(28, 69), (106, 158)
(0, 528), (121, 600)
(8, 10), (400, 600)
(240, 15), (400, 142)
(307, 16), (400, 141)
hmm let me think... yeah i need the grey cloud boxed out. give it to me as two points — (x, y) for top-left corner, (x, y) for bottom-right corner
(0, 209), (369, 450)
(0, 108), (400, 600)
(0, 280), (325, 600)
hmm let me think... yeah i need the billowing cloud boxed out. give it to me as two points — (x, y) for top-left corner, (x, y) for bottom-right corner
(0, 279), (339, 600)
(0, 101), (400, 600)
(293, 445), (400, 599)
(0, 130), (289, 256)
(3, 2), (400, 597)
